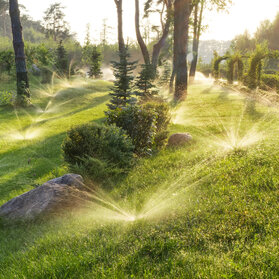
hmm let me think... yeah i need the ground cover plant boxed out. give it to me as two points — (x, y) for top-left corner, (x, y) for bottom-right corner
(0, 76), (278, 278)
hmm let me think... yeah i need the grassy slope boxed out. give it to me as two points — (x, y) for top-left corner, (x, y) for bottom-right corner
(0, 78), (278, 278)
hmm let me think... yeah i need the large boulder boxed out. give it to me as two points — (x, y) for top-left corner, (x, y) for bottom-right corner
(168, 133), (193, 147)
(0, 174), (89, 220)
(45, 173), (84, 189)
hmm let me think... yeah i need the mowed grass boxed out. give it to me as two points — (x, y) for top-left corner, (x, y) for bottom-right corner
(0, 77), (278, 278)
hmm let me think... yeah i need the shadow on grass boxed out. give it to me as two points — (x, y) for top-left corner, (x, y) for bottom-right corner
(244, 98), (264, 120)
(201, 85), (215, 95)
(217, 89), (229, 101)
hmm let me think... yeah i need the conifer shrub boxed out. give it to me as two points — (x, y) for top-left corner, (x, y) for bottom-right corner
(135, 64), (158, 100)
(62, 123), (135, 181)
(107, 47), (137, 110)
(88, 46), (102, 79)
(159, 61), (172, 86)
(55, 40), (69, 77)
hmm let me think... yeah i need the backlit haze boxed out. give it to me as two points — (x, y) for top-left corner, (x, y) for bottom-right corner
(20, 0), (279, 44)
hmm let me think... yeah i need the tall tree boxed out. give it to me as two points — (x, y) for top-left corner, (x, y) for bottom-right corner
(189, 0), (204, 81)
(135, 0), (173, 71)
(9, 0), (30, 105)
(109, 0), (137, 110)
(173, 0), (192, 101)
(114, 0), (125, 54)
(189, 0), (232, 81)
(135, 0), (151, 65)
(43, 2), (70, 41)
(0, 0), (9, 36)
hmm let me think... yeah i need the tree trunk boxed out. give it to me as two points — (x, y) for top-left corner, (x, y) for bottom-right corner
(151, 0), (172, 71)
(9, 0), (30, 105)
(135, 0), (150, 65)
(189, 0), (204, 81)
(169, 62), (176, 93)
(114, 0), (125, 54)
(173, 0), (192, 101)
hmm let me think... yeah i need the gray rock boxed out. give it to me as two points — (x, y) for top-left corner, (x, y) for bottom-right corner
(168, 133), (193, 147)
(45, 173), (84, 189)
(0, 174), (89, 220)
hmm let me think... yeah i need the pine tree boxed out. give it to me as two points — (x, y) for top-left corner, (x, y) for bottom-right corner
(159, 61), (172, 86)
(135, 63), (158, 100)
(88, 46), (102, 79)
(107, 47), (137, 110)
(43, 3), (70, 41)
(55, 40), (68, 76)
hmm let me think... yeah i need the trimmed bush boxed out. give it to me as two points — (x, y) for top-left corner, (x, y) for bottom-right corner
(143, 102), (171, 149)
(62, 123), (135, 181)
(106, 103), (171, 155)
(106, 105), (157, 156)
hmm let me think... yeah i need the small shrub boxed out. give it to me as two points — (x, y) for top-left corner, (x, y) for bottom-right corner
(106, 105), (157, 156)
(62, 123), (135, 181)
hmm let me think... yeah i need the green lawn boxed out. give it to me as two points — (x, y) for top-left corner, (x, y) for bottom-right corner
(0, 77), (278, 278)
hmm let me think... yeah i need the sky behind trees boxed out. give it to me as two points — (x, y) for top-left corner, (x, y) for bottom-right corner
(20, 0), (279, 44)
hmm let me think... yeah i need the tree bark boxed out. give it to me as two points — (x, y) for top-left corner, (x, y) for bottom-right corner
(169, 62), (176, 93)
(173, 0), (192, 101)
(135, 0), (150, 65)
(9, 0), (30, 105)
(114, 0), (125, 54)
(151, 0), (172, 71)
(189, 0), (204, 81)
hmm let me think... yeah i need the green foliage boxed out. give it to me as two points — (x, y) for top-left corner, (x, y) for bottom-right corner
(24, 44), (38, 69)
(62, 123), (135, 182)
(55, 41), (69, 77)
(43, 3), (71, 41)
(35, 44), (55, 83)
(226, 53), (244, 84)
(244, 44), (268, 89)
(142, 102), (171, 149)
(23, 27), (45, 43)
(0, 50), (14, 74)
(106, 105), (158, 156)
(0, 79), (279, 278)
(255, 13), (279, 50)
(261, 74), (279, 92)
(0, 90), (14, 106)
(197, 58), (212, 77)
(230, 30), (255, 53)
(107, 48), (137, 110)
(159, 61), (172, 86)
(212, 51), (229, 80)
(87, 46), (102, 79)
(135, 64), (158, 100)
(106, 102), (170, 155)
